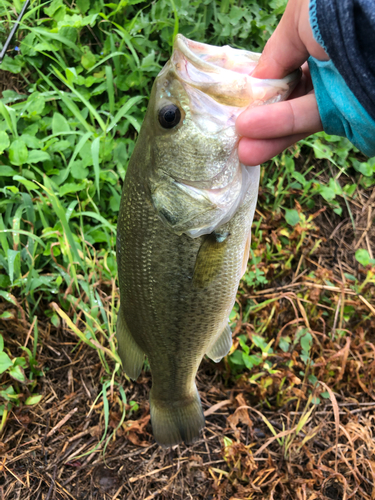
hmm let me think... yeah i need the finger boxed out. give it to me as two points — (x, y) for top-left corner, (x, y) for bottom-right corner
(238, 133), (311, 166)
(236, 92), (322, 140)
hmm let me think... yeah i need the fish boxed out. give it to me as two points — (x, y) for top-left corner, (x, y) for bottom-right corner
(116, 35), (300, 447)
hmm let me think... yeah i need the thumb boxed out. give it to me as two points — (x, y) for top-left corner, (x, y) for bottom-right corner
(252, 0), (323, 79)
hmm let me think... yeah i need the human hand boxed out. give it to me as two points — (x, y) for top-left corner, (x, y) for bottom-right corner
(236, 0), (329, 166)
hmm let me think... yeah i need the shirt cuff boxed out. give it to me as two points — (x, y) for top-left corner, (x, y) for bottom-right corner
(309, 0), (328, 53)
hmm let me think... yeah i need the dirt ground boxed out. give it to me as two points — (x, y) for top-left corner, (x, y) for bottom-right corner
(1, 166), (375, 499)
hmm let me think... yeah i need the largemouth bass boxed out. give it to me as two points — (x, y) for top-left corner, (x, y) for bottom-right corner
(116, 35), (299, 447)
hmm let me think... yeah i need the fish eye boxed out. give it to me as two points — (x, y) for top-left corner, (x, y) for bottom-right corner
(158, 104), (181, 129)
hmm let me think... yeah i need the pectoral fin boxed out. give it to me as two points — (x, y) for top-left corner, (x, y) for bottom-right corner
(116, 308), (144, 380)
(207, 324), (232, 363)
(192, 231), (229, 288)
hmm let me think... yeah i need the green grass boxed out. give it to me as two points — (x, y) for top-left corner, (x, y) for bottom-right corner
(0, 0), (374, 441)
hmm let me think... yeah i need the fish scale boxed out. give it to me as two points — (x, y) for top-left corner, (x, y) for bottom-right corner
(116, 35), (300, 447)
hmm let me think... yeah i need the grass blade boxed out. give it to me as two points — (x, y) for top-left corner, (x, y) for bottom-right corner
(105, 65), (115, 116)
(91, 137), (101, 198)
(107, 95), (143, 132)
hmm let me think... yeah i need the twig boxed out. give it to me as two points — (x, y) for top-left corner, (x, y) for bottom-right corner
(358, 295), (375, 316)
(46, 408), (78, 438)
(23, 316), (36, 348)
(129, 464), (176, 483)
(204, 400), (232, 417)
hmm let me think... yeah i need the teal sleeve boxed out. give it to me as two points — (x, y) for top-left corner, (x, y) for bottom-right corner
(308, 0), (375, 157)
(308, 56), (375, 157)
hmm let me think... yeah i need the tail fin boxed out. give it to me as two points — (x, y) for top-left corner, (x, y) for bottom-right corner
(150, 386), (205, 447)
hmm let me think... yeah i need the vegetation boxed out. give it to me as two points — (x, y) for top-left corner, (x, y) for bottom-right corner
(0, 0), (374, 498)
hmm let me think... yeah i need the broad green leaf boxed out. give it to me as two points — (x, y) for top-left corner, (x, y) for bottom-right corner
(319, 186), (336, 202)
(0, 55), (23, 74)
(279, 337), (291, 353)
(229, 350), (245, 366)
(71, 160), (89, 179)
(25, 395), (43, 406)
(300, 332), (312, 354)
(355, 249), (370, 267)
(0, 311), (14, 320)
(0, 131), (10, 152)
(243, 353), (262, 369)
(352, 159), (375, 177)
(0, 291), (17, 305)
(23, 123), (39, 136)
(292, 171), (307, 186)
(59, 182), (86, 196)
(0, 165), (16, 176)
(284, 208), (300, 226)
(21, 134), (42, 149)
(26, 93), (46, 116)
(9, 140), (28, 166)
(312, 139), (333, 160)
(252, 335), (269, 351)
(52, 112), (70, 134)
(44, 0), (66, 20)
(229, 5), (244, 24)
(34, 41), (61, 52)
(76, 0), (90, 13)
(20, 32), (37, 56)
(0, 352), (12, 374)
(81, 48), (96, 70)
(7, 249), (20, 283)
(8, 365), (26, 383)
(28, 150), (51, 163)
(47, 140), (71, 153)
(109, 194), (120, 211)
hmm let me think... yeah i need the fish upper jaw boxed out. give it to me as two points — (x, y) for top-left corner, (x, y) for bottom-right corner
(171, 34), (301, 108)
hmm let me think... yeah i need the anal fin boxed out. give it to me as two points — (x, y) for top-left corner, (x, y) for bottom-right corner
(116, 308), (144, 380)
(207, 324), (232, 363)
